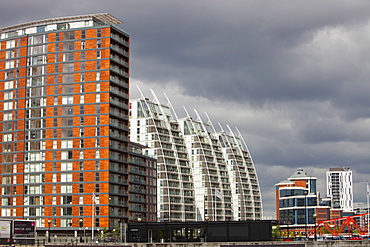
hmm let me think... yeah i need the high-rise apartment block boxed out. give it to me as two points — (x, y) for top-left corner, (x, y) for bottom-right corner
(129, 91), (262, 222)
(130, 96), (197, 222)
(0, 14), (158, 233)
(326, 167), (353, 212)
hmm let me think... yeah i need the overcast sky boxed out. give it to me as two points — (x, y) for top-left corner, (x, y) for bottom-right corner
(3, 0), (370, 218)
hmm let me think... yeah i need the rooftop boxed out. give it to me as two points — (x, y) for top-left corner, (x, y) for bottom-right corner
(0, 13), (122, 35)
(328, 167), (351, 172)
(288, 168), (317, 180)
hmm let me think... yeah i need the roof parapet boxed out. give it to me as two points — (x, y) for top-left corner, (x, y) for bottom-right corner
(0, 13), (122, 35)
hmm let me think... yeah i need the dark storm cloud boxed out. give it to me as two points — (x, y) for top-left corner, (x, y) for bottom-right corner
(2, 0), (370, 218)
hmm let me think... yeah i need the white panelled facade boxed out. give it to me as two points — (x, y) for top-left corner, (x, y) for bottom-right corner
(326, 167), (353, 212)
(130, 92), (263, 221)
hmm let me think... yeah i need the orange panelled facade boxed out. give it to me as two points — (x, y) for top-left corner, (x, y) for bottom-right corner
(0, 36), (29, 218)
(0, 14), (140, 235)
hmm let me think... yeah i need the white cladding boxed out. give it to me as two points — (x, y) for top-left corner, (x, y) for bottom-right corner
(129, 91), (262, 222)
(326, 167), (353, 212)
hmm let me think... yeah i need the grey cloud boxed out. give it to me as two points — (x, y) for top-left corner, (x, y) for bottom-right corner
(3, 0), (370, 218)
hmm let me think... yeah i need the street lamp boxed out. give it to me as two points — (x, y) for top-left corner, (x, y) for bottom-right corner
(79, 218), (83, 243)
(304, 190), (308, 238)
(118, 220), (123, 243)
(47, 220), (51, 243)
(313, 214), (317, 241)
(205, 216), (209, 243)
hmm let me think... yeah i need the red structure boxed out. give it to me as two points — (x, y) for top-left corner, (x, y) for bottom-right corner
(308, 213), (370, 237)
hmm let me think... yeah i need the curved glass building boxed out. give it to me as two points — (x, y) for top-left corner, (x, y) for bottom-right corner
(130, 91), (263, 221)
(129, 95), (196, 222)
(216, 127), (262, 220)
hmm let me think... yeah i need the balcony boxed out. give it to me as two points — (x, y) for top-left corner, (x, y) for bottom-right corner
(110, 44), (129, 57)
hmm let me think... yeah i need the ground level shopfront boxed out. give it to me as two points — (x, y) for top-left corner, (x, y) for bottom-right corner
(127, 220), (272, 243)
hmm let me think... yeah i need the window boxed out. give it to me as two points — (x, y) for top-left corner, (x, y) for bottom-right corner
(80, 73), (85, 82)
(32, 35), (44, 44)
(61, 185), (72, 193)
(3, 133), (12, 142)
(64, 31), (75, 40)
(2, 208), (11, 216)
(61, 195), (72, 204)
(60, 208), (72, 218)
(3, 102), (13, 110)
(63, 42), (74, 51)
(4, 81), (13, 89)
(62, 96), (73, 104)
(63, 52), (74, 61)
(3, 113), (12, 121)
(61, 162), (72, 171)
(61, 151), (72, 159)
(61, 118), (73, 127)
(31, 45), (47, 55)
(62, 63), (74, 72)
(6, 50), (14, 59)
(62, 84), (74, 94)
(29, 185), (41, 194)
(5, 60), (14, 69)
(61, 173), (72, 182)
(5, 71), (14, 79)
(36, 26), (46, 33)
(6, 40), (15, 49)
(29, 175), (41, 183)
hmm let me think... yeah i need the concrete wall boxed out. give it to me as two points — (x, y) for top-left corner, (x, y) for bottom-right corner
(125, 241), (370, 247)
